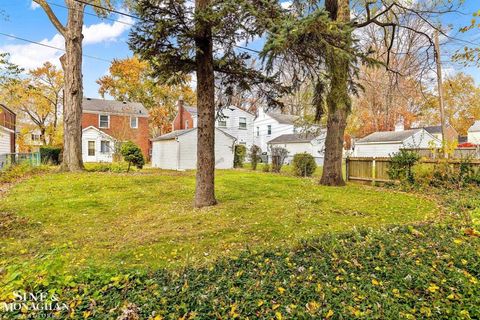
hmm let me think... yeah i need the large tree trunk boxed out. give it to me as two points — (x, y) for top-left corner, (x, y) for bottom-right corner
(60, 0), (84, 171)
(320, 0), (351, 186)
(194, 0), (217, 208)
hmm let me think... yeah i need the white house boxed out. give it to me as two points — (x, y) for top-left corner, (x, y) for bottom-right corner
(151, 128), (236, 170)
(468, 121), (480, 144)
(216, 106), (255, 148)
(267, 131), (327, 165)
(354, 123), (441, 157)
(173, 101), (255, 148)
(253, 108), (301, 153)
(82, 126), (117, 163)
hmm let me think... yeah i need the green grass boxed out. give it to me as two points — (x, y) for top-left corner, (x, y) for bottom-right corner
(0, 169), (437, 271)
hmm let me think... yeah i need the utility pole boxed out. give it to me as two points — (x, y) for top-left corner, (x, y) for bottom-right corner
(434, 30), (447, 158)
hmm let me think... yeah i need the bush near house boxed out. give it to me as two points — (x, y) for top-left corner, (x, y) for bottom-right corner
(120, 141), (145, 172)
(387, 150), (420, 184)
(234, 144), (247, 168)
(271, 147), (288, 173)
(292, 153), (317, 177)
(249, 145), (262, 170)
(39, 146), (62, 165)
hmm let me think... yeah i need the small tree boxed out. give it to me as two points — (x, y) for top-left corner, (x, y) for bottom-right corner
(249, 145), (262, 170)
(271, 147), (289, 173)
(388, 149), (420, 184)
(292, 153), (317, 177)
(120, 141), (145, 172)
(234, 145), (247, 168)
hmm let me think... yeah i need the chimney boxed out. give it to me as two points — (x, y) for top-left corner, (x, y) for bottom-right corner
(177, 97), (184, 129)
(394, 117), (405, 132)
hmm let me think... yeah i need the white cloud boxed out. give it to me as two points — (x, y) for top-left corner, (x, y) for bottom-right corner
(0, 15), (133, 70)
(30, 1), (40, 10)
(82, 15), (133, 45)
(1, 34), (64, 69)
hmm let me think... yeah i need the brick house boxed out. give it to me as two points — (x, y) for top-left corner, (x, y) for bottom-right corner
(172, 99), (197, 131)
(81, 98), (149, 162)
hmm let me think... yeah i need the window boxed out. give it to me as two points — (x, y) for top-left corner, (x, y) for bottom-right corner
(185, 120), (189, 129)
(256, 126), (260, 137)
(100, 140), (110, 153)
(267, 125), (272, 135)
(293, 127), (297, 133)
(31, 134), (41, 141)
(99, 115), (109, 128)
(88, 141), (95, 156)
(130, 116), (138, 128)
(218, 119), (227, 127)
(239, 117), (247, 129)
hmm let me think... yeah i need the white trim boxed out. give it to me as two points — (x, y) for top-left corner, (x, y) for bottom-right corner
(82, 125), (117, 141)
(130, 116), (138, 129)
(98, 114), (110, 129)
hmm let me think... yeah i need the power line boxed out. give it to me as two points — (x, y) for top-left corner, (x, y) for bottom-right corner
(0, 32), (111, 63)
(46, 1), (135, 26)
(71, 0), (262, 55)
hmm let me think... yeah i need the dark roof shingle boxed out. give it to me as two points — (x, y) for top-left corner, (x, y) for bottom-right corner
(82, 98), (148, 116)
(266, 112), (300, 125)
(356, 129), (422, 143)
(268, 133), (321, 144)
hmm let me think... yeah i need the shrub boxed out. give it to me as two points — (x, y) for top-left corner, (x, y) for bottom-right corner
(39, 146), (62, 165)
(234, 144), (247, 168)
(85, 162), (133, 173)
(270, 147), (288, 173)
(249, 145), (262, 170)
(262, 163), (270, 172)
(412, 163), (435, 186)
(387, 150), (420, 184)
(292, 153), (317, 177)
(120, 141), (145, 172)
(0, 162), (50, 184)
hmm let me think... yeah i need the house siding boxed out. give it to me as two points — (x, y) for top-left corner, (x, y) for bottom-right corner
(217, 107), (254, 148)
(82, 112), (150, 158)
(151, 128), (235, 170)
(253, 111), (295, 153)
(268, 141), (325, 165)
(82, 127), (116, 163)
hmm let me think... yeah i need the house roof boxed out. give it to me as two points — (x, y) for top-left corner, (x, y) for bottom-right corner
(468, 120), (480, 133)
(184, 106), (198, 116)
(82, 98), (148, 116)
(268, 132), (321, 144)
(151, 128), (237, 142)
(356, 129), (422, 144)
(82, 125), (116, 141)
(266, 112), (300, 125)
(151, 128), (196, 141)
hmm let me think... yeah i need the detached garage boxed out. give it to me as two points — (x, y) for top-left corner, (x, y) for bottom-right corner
(151, 128), (236, 170)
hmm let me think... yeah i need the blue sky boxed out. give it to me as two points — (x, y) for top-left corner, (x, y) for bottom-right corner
(0, 0), (479, 98)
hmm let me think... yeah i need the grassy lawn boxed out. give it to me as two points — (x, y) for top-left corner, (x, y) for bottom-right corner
(0, 169), (437, 271)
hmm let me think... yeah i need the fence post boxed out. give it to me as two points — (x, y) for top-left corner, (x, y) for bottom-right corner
(345, 157), (349, 182)
(372, 157), (376, 186)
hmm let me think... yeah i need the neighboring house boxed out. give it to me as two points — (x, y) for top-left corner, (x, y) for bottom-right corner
(81, 98), (149, 163)
(253, 108), (301, 153)
(0, 104), (16, 155)
(17, 127), (43, 152)
(412, 125), (458, 144)
(267, 131), (327, 165)
(354, 123), (441, 157)
(151, 128), (236, 170)
(468, 121), (480, 144)
(172, 100), (255, 147)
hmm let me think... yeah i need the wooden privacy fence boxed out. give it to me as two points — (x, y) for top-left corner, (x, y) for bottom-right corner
(345, 157), (480, 184)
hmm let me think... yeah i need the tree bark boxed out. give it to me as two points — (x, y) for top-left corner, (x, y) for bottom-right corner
(320, 0), (351, 186)
(194, 0), (217, 208)
(60, 0), (84, 171)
